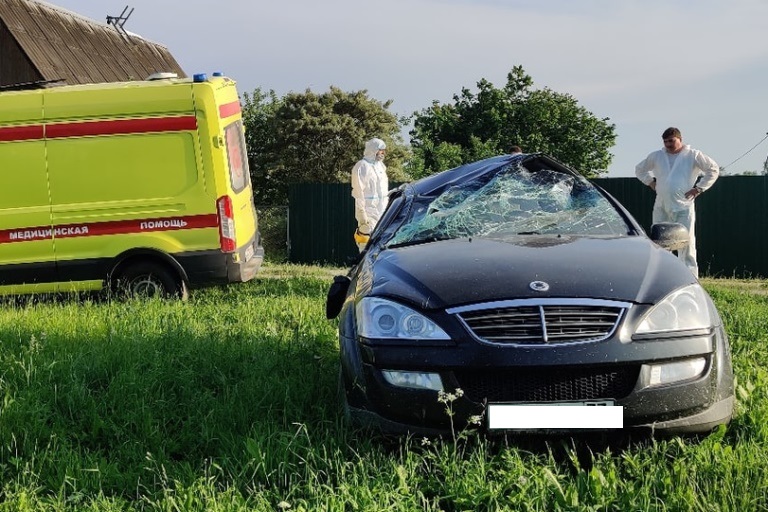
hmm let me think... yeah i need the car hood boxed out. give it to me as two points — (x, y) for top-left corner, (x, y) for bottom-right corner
(366, 235), (695, 310)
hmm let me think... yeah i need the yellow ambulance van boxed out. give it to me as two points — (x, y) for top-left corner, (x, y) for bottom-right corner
(0, 72), (263, 298)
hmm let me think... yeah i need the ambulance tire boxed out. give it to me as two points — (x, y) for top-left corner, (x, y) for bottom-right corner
(113, 261), (189, 300)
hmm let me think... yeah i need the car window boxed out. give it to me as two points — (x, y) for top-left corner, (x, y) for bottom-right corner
(388, 164), (629, 247)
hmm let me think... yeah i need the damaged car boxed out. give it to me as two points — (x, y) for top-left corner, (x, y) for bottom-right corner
(326, 153), (734, 435)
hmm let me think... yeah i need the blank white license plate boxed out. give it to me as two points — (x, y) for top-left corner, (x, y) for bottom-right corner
(487, 401), (623, 430)
(244, 244), (254, 262)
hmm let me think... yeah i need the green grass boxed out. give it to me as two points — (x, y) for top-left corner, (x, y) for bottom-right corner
(0, 267), (765, 510)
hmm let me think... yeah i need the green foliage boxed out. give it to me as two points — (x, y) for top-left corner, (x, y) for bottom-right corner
(406, 140), (463, 181)
(241, 67), (617, 203)
(241, 88), (282, 205)
(410, 65), (617, 178)
(241, 88), (411, 206)
(0, 271), (765, 510)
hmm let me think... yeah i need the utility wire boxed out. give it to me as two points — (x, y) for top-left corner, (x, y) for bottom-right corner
(721, 132), (768, 171)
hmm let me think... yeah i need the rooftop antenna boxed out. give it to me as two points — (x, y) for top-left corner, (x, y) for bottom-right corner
(106, 6), (134, 41)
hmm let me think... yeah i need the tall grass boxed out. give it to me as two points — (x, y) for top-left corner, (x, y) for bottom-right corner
(0, 267), (765, 510)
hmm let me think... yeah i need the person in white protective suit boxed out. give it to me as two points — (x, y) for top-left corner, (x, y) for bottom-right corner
(351, 137), (388, 252)
(635, 127), (720, 278)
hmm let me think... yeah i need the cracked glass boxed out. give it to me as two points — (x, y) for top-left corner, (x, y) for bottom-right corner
(388, 163), (629, 247)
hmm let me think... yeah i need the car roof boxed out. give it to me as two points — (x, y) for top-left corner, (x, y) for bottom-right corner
(406, 153), (582, 198)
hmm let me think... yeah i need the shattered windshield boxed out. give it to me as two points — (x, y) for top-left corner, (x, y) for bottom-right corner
(388, 164), (629, 247)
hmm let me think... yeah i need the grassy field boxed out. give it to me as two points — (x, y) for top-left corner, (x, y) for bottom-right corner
(0, 265), (766, 511)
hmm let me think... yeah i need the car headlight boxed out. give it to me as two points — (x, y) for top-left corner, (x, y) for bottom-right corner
(356, 297), (450, 340)
(636, 284), (712, 334)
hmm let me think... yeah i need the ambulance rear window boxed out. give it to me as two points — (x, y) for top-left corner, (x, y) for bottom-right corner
(224, 120), (249, 193)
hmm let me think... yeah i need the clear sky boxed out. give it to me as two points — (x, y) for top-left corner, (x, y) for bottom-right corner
(47, 0), (768, 177)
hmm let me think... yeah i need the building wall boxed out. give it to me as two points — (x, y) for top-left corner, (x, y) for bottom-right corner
(0, 21), (41, 87)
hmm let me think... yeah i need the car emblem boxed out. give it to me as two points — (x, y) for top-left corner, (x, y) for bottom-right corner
(529, 281), (550, 292)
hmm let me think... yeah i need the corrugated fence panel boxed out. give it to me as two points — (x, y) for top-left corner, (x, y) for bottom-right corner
(594, 176), (768, 278)
(696, 176), (768, 278)
(288, 183), (359, 265)
(289, 176), (768, 277)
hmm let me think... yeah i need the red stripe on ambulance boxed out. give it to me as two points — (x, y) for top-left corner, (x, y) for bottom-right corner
(0, 214), (218, 244)
(46, 116), (197, 138)
(0, 116), (197, 142)
(218, 101), (241, 119)
(0, 125), (45, 142)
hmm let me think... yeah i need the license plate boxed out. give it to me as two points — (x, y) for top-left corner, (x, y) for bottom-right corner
(487, 401), (623, 430)
(244, 244), (254, 262)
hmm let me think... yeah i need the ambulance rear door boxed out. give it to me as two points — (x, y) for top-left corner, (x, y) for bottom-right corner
(195, 76), (261, 279)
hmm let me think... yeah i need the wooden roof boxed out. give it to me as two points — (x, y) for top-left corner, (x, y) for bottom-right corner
(0, 0), (185, 87)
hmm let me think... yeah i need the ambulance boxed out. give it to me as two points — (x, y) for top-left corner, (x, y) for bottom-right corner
(0, 72), (263, 298)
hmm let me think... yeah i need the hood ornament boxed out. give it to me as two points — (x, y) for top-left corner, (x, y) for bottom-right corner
(529, 281), (550, 292)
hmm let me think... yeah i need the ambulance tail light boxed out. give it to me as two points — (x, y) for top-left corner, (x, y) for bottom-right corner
(217, 196), (237, 253)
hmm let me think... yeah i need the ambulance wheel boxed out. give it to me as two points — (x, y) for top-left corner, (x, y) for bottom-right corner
(113, 262), (188, 300)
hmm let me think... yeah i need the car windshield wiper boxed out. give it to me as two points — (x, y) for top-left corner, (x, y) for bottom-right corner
(516, 222), (560, 235)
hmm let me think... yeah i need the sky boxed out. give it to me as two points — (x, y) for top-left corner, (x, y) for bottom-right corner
(47, 0), (768, 177)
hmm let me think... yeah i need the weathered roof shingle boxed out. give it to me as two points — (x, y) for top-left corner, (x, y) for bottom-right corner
(0, 0), (185, 88)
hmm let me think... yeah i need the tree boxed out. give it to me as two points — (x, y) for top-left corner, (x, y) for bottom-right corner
(241, 88), (282, 205)
(242, 87), (411, 206)
(409, 66), (617, 178)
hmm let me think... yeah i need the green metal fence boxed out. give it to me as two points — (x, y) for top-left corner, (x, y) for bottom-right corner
(287, 176), (768, 277)
(594, 176), (768, 278)
(287, 183), (360, 266)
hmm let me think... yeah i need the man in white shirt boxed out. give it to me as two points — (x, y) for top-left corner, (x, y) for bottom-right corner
(635, 127), (720, 277)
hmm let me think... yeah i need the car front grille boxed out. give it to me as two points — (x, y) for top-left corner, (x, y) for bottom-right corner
(454, 365), (640, 403)
(456, 303), (625, 344)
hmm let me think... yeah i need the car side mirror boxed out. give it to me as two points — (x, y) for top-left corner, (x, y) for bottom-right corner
(650, 222), (689, 252)
(326, 275), (351, 319)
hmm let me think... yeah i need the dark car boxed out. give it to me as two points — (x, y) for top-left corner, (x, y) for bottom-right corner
(326, 153), (734, 435)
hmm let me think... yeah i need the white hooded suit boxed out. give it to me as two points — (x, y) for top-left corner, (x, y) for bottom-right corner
(351, 138), (388, 250)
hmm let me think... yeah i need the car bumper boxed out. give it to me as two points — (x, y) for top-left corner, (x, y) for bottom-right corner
(340, 326), (734, 435)
(227, 231), (264, 283)
(177, 231), (264, 287)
